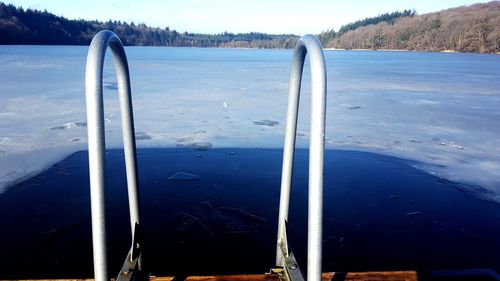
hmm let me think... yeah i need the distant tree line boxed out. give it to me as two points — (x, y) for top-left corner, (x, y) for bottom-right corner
(0, 2), (298, 48)
(338, 10), (416, 36)
(4, 1), (500, 53)
(319, 1), (500, 53)
(319, 10), (416, 46)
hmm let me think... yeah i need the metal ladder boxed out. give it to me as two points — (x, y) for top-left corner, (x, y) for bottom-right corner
(85, 30), (143, 281)
(84, 30), (326, 281)
(274, 35), (327, 281)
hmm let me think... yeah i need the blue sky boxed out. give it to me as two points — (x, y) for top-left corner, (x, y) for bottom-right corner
(6, 0), (487, 34)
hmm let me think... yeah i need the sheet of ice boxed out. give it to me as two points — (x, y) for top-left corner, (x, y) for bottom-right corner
(1, 46), (500, 201)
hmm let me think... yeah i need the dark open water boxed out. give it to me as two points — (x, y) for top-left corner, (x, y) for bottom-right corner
(0, 148), (499, 279)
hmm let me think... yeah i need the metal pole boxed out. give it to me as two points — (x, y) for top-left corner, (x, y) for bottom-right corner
(275, 41), (305, 266)
(85, 30), (141, 281)
(276, 35), (327, 281)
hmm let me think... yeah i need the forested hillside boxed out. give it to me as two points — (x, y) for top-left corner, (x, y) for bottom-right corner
(3, 1), (500, 53)
(0, 2), (298, 48)
(320, 1), (500, 53)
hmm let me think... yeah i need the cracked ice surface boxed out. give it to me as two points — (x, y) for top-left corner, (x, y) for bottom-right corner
(1, 46), (500, 201)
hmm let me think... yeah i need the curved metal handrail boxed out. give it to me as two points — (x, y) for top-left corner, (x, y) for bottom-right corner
(85, 30), (141, 281)
(275, 35), (327, 281)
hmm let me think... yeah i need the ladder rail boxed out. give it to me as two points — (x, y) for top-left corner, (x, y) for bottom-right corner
(275, 35), (327, 281)
(85, 30), (141, 281)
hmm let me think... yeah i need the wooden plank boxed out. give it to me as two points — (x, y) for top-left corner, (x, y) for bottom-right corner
(321, 273), (335, 281)
(6, 271), (417, 281)
(151, 272), (334, 281)
(341, 271), (418, 281)
(182, 274), (280, 281)
(5, 278), (94, 281)
(149, 277), (175, 281)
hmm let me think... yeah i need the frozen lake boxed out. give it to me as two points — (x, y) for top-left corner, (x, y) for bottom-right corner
(1, 46), (500, 201)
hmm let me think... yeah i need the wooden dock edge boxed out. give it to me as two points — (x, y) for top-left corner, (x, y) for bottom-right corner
(5, 271), (418, 281)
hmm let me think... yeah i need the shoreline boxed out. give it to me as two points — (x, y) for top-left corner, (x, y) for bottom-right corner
(1, 44), (498, 54)
(322, 47), (499, 54)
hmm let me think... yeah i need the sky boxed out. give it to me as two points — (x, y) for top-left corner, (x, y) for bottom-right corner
(6, 0), (488, 34)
